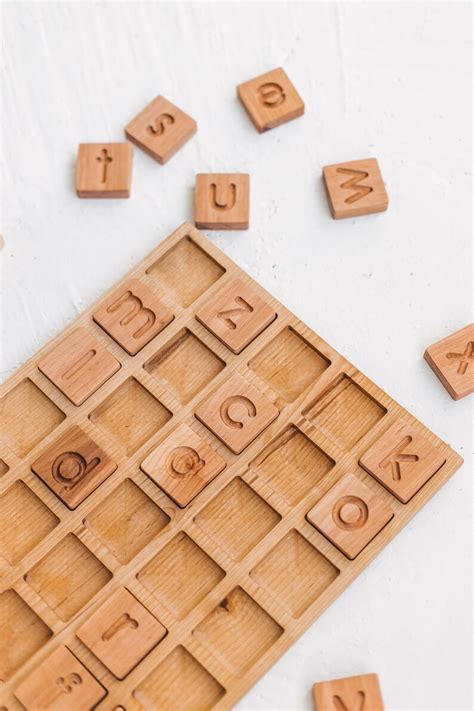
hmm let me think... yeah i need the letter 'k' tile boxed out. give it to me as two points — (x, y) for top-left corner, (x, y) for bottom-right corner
(93, 278), (173, 355)
(195, 373), (279, 454)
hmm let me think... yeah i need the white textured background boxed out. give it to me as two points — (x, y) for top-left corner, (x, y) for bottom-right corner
(1, 2), (472, 710)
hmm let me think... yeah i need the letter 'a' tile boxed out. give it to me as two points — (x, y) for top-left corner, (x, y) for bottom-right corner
(195, 174), (249, 230)
(196, 278), (276, 354)
(93, 278), (174, 355)
(237, 67), (304, 132)
(38, 327), (121, 406)
(313, 673), (385, 711)
(195, 373), (279, 454)
(323, 158), (388, 219)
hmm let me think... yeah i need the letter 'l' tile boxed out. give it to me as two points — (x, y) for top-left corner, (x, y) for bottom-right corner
(15, 645), (106, 710)
(93, 278), (174, 355)
(196, 278), (276, 354)
(306, 473), (393, 560)
(323, 158), (388, 219)
(313, 673), (385, 711)
(359, 419), (446, 503)
(76, 587), (167, 680)
(237, 67), (304, 132)
(195, 373), (279, 454)
(195, 174), (249, 230)
(38, 327), (121, 406)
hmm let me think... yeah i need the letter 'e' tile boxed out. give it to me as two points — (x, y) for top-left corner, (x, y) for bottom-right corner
(195, 373), (279, 454)
(38, 327), (121, 406)
(359, 419), (446, 503)
(237, 67), (304, 132)
(307, 473), (393, 560)
(196, 278), (276, 354)
(313, 673), (385, 711)
(323, 158), (388, 219)
(93, 278), (173, 355)
(76, 587), (166, 680)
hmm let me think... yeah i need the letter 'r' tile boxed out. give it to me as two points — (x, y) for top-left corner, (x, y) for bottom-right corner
(195, 373), (279, 454)
(323, 158), (388, 219)
(38, 327), (121, 406)
(93, 278), (174, 355)
(313, 673), (385, 711)
(196, 278), (276, 354)
(237, 67), (304, 132)
(307, 473), (393, 560)
(359, 419), (446, 503)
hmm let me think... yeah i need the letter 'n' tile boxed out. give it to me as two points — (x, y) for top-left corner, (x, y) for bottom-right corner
(38, 327), (120, 406)
(15, 645), (106, 710)
(93, 278), (173, 355)
(313, 672), (385, 711)
(307, 473), (393, 560)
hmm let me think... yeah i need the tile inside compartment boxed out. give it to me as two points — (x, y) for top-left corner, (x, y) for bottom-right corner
(145, 328), (225, 404)
(147, 236), (225, 308)
(249, 327), (330, 402)
(0, 379), (65, 457)
(303, 374), (386, 450)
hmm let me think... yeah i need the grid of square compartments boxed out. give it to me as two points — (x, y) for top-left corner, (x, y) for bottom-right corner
(0, 223), (462, 711)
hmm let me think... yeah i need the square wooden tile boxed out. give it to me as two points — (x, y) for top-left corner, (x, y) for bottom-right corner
(424, 323), (474, 400)
(38, 327), (121, 406)
(125, 95), (197, 164)
(195, 173), (249, 230)
(15, 645), (106, 710)
(141, 422), (226, 507)
(31, 425), (117, 509)
(93, 278), (174, 355)
(76, 142), (132, 198)
(360, 419), (446, 503)
(195, 372), (279, 454)
(196, 278), (276, 354)
(237, 67), (304, 132)
(313, 673), (384, 711)
(307, 473), (393, 560)
(76, 587), (166, 679)
(323, 158), (388, 219)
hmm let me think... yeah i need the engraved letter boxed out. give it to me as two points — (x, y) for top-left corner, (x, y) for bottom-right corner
(219, 395), (256, 430)
(107, 290), (156, 339)
(51, 451), (100, 490)
(257, 82), (285, 107)
(147, 113), (175, 136)
(217, 296), (253, 330)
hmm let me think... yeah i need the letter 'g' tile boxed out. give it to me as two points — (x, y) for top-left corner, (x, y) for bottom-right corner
(307, 473), (393, 560)
(237, 67), (304, 132)
(15, 645), (106, 710)
(196, 278), (276, 354)
(93, 278), (173, 355)
(38, 327), (121, 406)
(195, 373), (279, 454)
(313, 673), (385, 711)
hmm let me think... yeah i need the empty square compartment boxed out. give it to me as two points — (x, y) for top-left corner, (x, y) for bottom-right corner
(0, 379), (65, 458)
(303, 374), (386, 451)
(195, 478), (281, 561)
(0, 589), (52, 681)
(249, 327), (329, 402)
(25, 534), (111, 621)
(89, 377), (172, 455)
(147, 236), (224, 308)
(250, 530), (339, 618)
(134, 645), (225, 711)
(144, 328), (225, 404)
(85, 479), (170, 564)
(138, 532), (225, 620)
(0, 481), (59, 565)
(250, 425), (334, 506)
(193, 587), (283, 675)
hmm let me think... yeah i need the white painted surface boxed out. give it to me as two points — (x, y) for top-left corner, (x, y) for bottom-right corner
(1, 2), (472, 709)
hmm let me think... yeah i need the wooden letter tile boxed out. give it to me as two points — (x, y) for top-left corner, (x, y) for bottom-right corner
(196, 278), (276, 354)
(237, 67), (304, 132)
(195, 173), (249, 230)
(125, 95), (197, 165)
(38, 327), (120, 406)
(31, 425), (117, 509)
(307, 473), (393, 560)
(15, 645), (106, 710)
(360, 419), (446, 503)
(313, 673), (384, 711)
(76, 587), (166, 679)
(93, 278), (174, 355)
(76, 143), (132, 198)
(323, 158), (388, 219)
(195, 373), (279, 454)
(141, 422), (226, 507)
(424, 323), (474, 400)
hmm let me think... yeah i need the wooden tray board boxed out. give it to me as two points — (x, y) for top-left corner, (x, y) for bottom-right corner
(0, 223), (463, 710)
